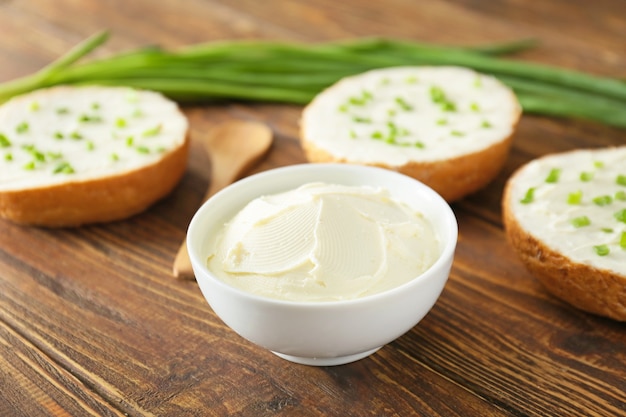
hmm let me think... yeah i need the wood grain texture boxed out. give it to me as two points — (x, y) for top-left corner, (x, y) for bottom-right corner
(1, 0), (625, 416)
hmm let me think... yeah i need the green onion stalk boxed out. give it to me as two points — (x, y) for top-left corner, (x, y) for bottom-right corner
(1, 30), (625, 128)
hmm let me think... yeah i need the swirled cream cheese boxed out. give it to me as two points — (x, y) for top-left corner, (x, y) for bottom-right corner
(206, 182), (441, 302)
(509, 147), (626, 274)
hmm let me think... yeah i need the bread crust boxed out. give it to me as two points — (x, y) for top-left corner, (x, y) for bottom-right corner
(0, 135), (189, 227)
(502, 171), (626, 322)
(301, 132), (514, 202)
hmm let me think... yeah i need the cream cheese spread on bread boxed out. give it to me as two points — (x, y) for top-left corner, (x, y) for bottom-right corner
(508, 147), (626, 275)
(301, 66), (520, 166)
(0, 86), (188, 191)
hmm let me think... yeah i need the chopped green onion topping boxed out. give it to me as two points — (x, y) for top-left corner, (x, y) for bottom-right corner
(142, 124), (162, 137)
(70, 131), (83, 140)
(0, 133), (11, 148)
(136, 146), (150, 154)
(567, 190), (583, 205)
(405, 75), (418, 84)
(5, 153), (13, 161)
(23, 161), (36, 170)
(348, 90), (372, 106)
(580, 171), (594, 182)
(30, 102), (40, 111)
(436, 118), (448, 126)
(111, 153), (119, 161)
(54, 131), (64, 140)
(126, 136), (134, 147)
(86, 141), (95, 151)
(571, 216), (591, 228)
(16, 122), (29, 134)
(615, 209), (626, 223)
(56, 107), (69, 115)
(617, 175), (626, 186)
(79, 114), (102, 123)
(593, 161), (604, 168)
(616, 191), (626, 201)
(395, 97), (413, 111)
(116, 118), (127, 128)
(481, 120), (491, 128)
(520, 187), (535, 204)
(601, 227), (613, 233)
(22, 144), (45, 162)
(470, 102), (480, 112)
(92, 102), (101, 110)
(429, 86), (456, 112)
(53, 162), (75, 174)
(620, 232), (626, 249)
(352, 116), (371, 123)
(592, 195), (613, 206)
(545, 168), (561, 183)
(593, 245), (610, 256)
(451, 130), (465, 137)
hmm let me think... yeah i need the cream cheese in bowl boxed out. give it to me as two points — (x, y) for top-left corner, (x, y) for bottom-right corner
(187, 163), (457, 366)
(207, 182), (441, 302)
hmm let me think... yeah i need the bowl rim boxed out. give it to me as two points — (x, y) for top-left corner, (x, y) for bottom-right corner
(187, 163), (458, 308)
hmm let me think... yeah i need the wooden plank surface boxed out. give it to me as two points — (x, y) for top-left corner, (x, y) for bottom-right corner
(1, 0), (625, 416)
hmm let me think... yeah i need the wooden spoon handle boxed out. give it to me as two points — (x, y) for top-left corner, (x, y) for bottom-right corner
(172, 170), (241, 279)
(172, 240), (194, 278)
(172, 120), (272, 279)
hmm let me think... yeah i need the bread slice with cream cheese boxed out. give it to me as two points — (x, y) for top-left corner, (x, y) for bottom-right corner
(503, 147), (626, 321)
(0, 85), (189, 227)
(300, 66), (521, 201)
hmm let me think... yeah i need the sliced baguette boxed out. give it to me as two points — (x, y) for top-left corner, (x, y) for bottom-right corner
(300, 66), (521, 202)
(503, 147), (626, 321)
(0, 86), (189, 227)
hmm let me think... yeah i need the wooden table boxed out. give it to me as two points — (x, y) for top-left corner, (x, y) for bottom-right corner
(1, 1), (625, 416)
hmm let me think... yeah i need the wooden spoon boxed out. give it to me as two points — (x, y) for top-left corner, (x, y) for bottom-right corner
(172, 120), (273, 279)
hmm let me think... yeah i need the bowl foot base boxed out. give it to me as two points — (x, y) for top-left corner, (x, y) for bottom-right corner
(271, 347), (381, 366)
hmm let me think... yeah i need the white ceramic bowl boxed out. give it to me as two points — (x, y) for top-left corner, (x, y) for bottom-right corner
(187, 163), (458, 366)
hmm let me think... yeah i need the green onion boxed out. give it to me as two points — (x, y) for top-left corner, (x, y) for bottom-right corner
(571, 216), (591, 228)
(16, 122), (29, 134)
(615, 209), (626, 223)
(620, 231), (626, 249)
(53, 162), (75, 174)
(142, 124), (162, 137)
(580, 172), (594, 182)
(520, 187), (535, 204)
(1, 31), (626, 128)
(617, 175), (626, 186)
(545, 168), (561, 183)
(567, 190), (583, 205)
(593, 245), (610, 256)
(616, 191), (626, 201)
(592, 195), (612, 206)
(0, 133), (11, 148)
